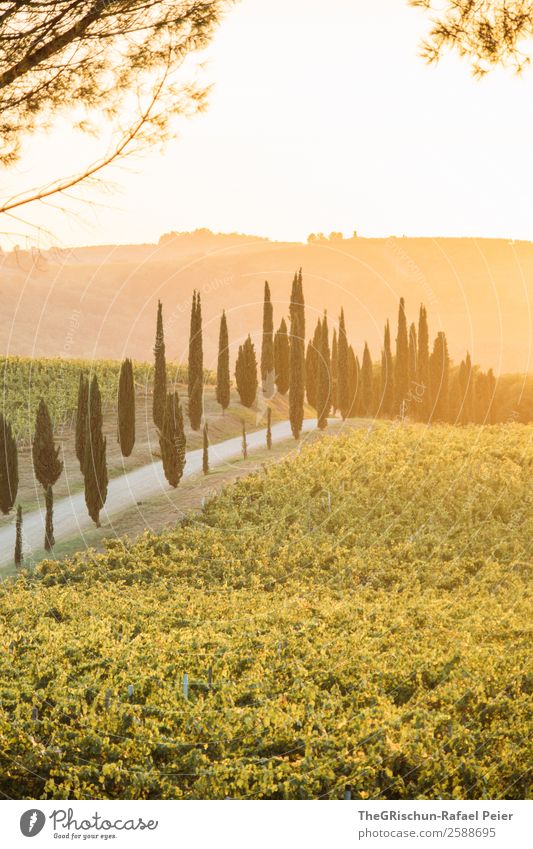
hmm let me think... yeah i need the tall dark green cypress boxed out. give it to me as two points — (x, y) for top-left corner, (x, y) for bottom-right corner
(331, 328), (338, 413)
(380, 320), (394, 417)
(235, 336), (258, 408)
(361, 342), (374, 416)
(32, 398), (62, 490)
(289, 269), (305, 439)
(0, 413), (18, 515)
(188, 290), (204, 431)
(462, 352), (474, 424)
(117, 358), (135, 457)
(394, 297), (409, 416)
(347, 346), (357, 417)
(216, 311), (230, 413)
(274, 318), (290, 395)
(417, 304), (431, 422)
(32, 398), (62, 551)
(160, 391), (186, 488)
(429, 332), (450, 422)
(408, 322), (417, 388)
(317, 312), (331, 430)
(306, 317), (321, 410)
(202, 422), (209, 475)
(14, 504), (23, 566)
(153, 300), (167, 431)
(337, 308), (350, 419)
(44, 484), (54, 551)
(261, 281), (275, 397)
(83, 375), (108, 527)
(75, 372), (88, 471)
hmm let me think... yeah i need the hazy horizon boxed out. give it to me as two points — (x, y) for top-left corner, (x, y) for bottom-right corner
(4, 0), (533, 250)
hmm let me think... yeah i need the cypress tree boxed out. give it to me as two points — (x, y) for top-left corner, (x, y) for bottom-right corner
(429, 332), (450, 422)
(159, 391), (186, 488)
(380, 320), (394, 417)
(289, 269), (305, 439)
(417, 304), (431, 422)
(32, 398), (62, 490)
(266, 406), (272, 449)
(202, 422), (209, 475)
(216, 311), (230, 413)
(235, 336), (258, 408)
(408, 322), (417, 387)
(337, 308), (350, 419)
(354, 355), (363, 415)
(347, 346), (358, 417)
(449, 363), (463, 423)
(331, 328), (338, 413)
(0, 413), (18, 515)
(361, 343), (374, 416)
(117, 358), (135, 457)
(153, 300), (167, 431)
(188, 290), (204, 431)
(261, 281), (275, 396)
(44, 484), (54, 551)
(461, 352), (474, 424)
(32, 399), (61, 552)
(274, 318), (290, 394)
(14, 504), (22, 567)
(317, 312), (331, 430)
(394, 297), (409, 416)
(83, 375), (108, 527)
(242, 421), (248, 459)
(306, 317), (321, 410)
(75, 372), (88, 471)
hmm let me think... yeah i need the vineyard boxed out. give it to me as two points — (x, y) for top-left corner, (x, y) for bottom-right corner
(0, 424), (531, 799)
(0, 357), (215, 440)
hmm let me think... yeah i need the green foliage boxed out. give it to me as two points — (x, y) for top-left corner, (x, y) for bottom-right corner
(0, 356), (154, 442)
(159, 392), (186, 489)
(305, 318), (321, 410)
(216, 312), (230, 413)
(0, 425), (530, 799)
(394, 297), (409, 416)
(118, 359), (135, 457)
(188, 292), (204, 431)
(0, 412), (18, 515)
(261, 282), (274, 395)
(235, 336), (258, 409)
(361, 343), (373, 416)
(32, 399), (62, 489)
(274, 318), (290, 395)
(153, 301), (167, 432)
(430, 332), (451, 422)
(83, 376), (108, 527)
(317, 313), (331, 430)
(289, 269), (305, 439)
(75, 373), (89, 473)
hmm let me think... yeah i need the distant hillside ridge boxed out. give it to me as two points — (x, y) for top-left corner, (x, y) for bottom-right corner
(1, 231), (531, 374)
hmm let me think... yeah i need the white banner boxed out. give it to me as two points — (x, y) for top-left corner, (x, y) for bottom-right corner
(1, 800), (531, 849)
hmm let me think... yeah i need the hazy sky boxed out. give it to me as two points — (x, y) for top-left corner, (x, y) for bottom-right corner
(4, 0), (533, 248)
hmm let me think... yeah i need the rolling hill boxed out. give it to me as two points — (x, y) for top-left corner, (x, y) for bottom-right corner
(1, 231), (531, 374)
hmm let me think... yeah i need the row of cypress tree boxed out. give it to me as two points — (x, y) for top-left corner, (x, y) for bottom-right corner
(4, 273), (504, 564)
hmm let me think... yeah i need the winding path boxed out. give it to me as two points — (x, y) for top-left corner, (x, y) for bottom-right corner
(0, 418), (323, 568)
